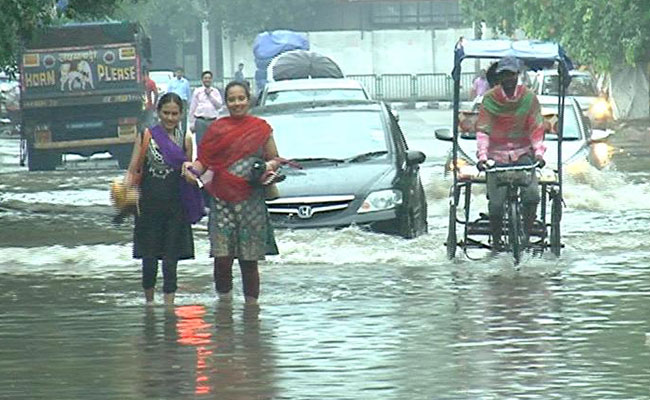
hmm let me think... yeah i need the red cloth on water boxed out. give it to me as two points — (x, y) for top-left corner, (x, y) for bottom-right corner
(197, 115), (271, 203)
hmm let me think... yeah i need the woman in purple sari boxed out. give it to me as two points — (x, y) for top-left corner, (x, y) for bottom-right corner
(125, 92), (198, 305)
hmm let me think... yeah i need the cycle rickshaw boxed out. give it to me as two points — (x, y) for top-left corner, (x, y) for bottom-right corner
(438, 40), (573, 264)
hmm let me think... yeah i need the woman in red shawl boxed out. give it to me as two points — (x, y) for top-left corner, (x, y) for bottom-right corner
(182, 81), (280, 306)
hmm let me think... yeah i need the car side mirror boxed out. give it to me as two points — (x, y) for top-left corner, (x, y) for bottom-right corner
(435, 128), (453, 141)
(589, 129), (612, 143)
(406, 150), (426, 166)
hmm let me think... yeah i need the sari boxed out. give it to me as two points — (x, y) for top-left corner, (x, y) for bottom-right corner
(149, 125), (205, 224)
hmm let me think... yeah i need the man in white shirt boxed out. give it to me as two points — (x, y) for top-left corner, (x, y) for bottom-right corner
(188, 70), (223, 144)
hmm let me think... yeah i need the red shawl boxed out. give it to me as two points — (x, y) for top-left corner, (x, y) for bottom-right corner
(197, 115), (271, 203)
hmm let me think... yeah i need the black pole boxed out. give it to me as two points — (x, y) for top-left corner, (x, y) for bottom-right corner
(556, 62), (565, 199)
(451, 63), (462, 191)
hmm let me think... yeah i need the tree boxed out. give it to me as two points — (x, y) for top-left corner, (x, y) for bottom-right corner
(0, 0), (130, 72)
(460, 0), (650, 71)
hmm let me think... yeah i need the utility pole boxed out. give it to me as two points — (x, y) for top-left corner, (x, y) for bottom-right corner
(201, 20), (210, 72)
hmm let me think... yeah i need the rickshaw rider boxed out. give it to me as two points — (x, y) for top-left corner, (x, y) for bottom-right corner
(475, 56), (546, 251)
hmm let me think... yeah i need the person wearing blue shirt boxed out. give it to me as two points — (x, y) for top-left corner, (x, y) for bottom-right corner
(234, 62), (245, 83)
(167, 67), (191, 130)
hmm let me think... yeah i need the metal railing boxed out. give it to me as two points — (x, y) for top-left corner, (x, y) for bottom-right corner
(193, 72), (477, 103)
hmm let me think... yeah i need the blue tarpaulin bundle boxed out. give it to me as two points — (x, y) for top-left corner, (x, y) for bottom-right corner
(253, 30), (309, 93)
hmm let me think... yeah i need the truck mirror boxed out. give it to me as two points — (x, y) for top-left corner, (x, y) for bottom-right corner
(142, 37), (152, 62)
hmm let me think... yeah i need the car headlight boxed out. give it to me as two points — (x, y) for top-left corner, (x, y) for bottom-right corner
(591, 142), (613, 168)
(590, 98), (611, 119)
(357, 189), (403, 213)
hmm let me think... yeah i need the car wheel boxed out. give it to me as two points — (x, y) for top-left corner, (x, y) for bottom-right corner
(111, 144), (133, 170)
(415, 183), (428, 235)
(398, 207), (417, 239)
(399, 182), (428, 239)
(27, 148), (61, 171)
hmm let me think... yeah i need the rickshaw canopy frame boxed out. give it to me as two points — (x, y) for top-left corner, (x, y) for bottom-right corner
(450, 39), (573, 200)
(452, 39), (574, 79)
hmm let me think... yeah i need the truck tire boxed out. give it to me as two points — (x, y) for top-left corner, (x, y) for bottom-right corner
(111, 145), (133, 170)
(27, 149), (61, 171)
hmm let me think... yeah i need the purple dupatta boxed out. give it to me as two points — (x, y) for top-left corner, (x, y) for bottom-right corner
(150, 125), (205, 224)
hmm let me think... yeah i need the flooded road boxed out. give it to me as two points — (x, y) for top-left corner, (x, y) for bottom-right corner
(1, 111), (650, 399)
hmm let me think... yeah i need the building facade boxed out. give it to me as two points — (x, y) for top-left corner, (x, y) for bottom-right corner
(148, 0), (468, 81)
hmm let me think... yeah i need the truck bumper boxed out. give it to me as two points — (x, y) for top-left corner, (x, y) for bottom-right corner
(33, 135), (135, 150)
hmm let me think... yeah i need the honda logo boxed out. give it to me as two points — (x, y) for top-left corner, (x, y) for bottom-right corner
(297, 205), (313, 219)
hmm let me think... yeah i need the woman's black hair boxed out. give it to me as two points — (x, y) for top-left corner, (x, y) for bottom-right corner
(157, 92), (183, 112)
(225, 80), (250, 100)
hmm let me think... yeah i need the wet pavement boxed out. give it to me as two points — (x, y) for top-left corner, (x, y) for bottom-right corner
(1, 111), (650, 399)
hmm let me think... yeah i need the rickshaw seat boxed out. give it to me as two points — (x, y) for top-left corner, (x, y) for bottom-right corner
(458, 110), (479, 133)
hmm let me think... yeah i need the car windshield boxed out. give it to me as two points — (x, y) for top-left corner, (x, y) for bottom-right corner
(542, 75), (598, 96)
(540, 103), (583, 141)
(264, 89), (368, 105)
(262, 110), (388, 160)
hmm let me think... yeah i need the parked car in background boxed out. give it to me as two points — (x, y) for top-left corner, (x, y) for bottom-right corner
(257, 77), (402, 120)
(254, 100), (428, 238)
(531, 69), (612, 128)
(435, 96), (613, 177)
(257, 78), (369, 106)
(149, 70), (174, 98)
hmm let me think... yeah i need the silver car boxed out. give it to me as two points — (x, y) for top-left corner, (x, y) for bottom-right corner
(531, 69), (613, 128)
(435, 97), (613, 180)
(257, 78), (370, 106)
(148, 70), (174, 98)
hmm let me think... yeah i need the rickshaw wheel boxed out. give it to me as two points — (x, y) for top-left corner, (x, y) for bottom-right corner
(550, 195), (562, 256)
(446, 204), (457, 260)
(508, 199), (524, 265)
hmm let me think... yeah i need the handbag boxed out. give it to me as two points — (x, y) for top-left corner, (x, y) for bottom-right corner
(247, 157), (287, 200)
(110, 130), (151, 222)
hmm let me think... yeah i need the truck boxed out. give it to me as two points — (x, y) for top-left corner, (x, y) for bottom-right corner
(20, 21), (151, 171)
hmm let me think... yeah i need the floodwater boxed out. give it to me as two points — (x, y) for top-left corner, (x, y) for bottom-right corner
(1, 111), (650, 399)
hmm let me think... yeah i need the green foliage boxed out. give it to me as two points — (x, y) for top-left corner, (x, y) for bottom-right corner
(0, 0), (127, 72)
(460, 0), (650, 72)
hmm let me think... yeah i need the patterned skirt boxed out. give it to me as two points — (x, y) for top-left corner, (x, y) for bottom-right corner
(207, 187), (279, 261)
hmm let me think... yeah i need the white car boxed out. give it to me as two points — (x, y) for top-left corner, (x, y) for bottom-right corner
(435, 97), (613, 177)
(257, 78), (370, 106)
(149, 70), (174, 97)
(531, 69), (612, 128)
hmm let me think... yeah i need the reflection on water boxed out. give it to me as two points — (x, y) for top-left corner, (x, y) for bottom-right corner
(2, 122), (650, 398)
(133, 302), (277, 399)
(174, 305), (213, 395)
